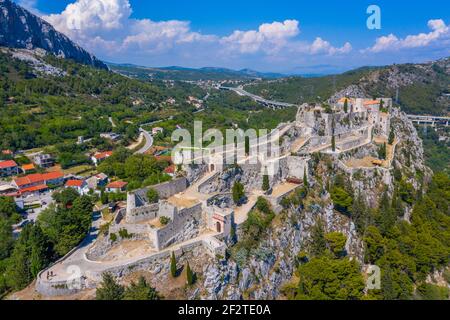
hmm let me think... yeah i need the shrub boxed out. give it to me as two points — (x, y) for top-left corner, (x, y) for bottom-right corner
(109, 233), (117, 242)
(159, 216), (171, 226)
(147, 188), (159, 204)
(118, 228), (132, 239)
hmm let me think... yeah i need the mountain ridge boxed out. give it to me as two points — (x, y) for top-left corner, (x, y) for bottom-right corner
(0, 0), (107, 69)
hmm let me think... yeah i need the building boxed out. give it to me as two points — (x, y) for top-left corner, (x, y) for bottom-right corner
(0, 183), (18, 196)
(33, 154), (55, 168)
(164, 165), (176, 177)
(152, 127), (164, 136)
(105, 181), (128, 193)
(100, 133), (121, 141)
(65, 179), (88, 195)
(22, 163), (36, 174)
(91, 151), (113, 166)
(20, 184), (49, 197)
(13, 171), (65, 190)
(86, 173), (109, 190)
(0, 160), (19, 177)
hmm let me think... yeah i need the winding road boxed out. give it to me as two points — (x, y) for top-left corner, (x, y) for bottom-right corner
(134, 128), (154, 154)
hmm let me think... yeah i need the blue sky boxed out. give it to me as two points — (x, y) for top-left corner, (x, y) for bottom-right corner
(18, 0), (450, 73)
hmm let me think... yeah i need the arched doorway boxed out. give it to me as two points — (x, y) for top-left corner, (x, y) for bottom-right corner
(210, 164), (215, 172)
(216, 221), (222, 233)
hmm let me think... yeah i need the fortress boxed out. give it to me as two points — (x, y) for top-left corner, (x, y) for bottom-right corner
(36, 96), (394, 296)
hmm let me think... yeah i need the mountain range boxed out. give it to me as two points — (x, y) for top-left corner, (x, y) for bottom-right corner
(0, 0), (107, 69)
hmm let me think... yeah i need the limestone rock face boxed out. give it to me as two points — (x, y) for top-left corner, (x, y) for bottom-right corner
(0, 0), (107, 69)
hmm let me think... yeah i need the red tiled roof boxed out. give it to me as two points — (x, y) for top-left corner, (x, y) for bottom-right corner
(164, 165), (175, 174)
(22, 163), (35, 171)
(14, 171), (64, 187)
(363, 100), (380, 106)
(42, 171), (64, 181)
(20, 184), (48, 194)
(94, 151), (113, 160)
(66, 180), (84, 187)
(0, 160), (18, 169)
(106, 181), (128, 189)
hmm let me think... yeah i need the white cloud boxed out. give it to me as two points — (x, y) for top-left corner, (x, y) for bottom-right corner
(366, 19), (449, 53)
(309, 37), (352, 55)
(221, 20), (300, 54)
(38, 0), (351, 64)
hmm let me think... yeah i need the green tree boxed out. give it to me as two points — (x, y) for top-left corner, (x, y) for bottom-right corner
(325, 232), (347, 258)
(330, 186), (353, 216)
(378, 143), (387, 160)
(0, 218), (14, 260)
(256, 197), (272, 215)
(52, 188), (80, 207)
(96, 273), (125, 300)
(331, 135), (336, 152)
(0, 196), (19, 220)
(388, 130), (395, 145)
(303, 167), (309, 188)
(123, 276), (160, 300)
(170, 252), (177, 278)
(310, 219), (327, 257)
(363, 226), (385, 264)
(343, 99), (348, 113)
(232, 181), (245, 205)
(146, 188), (159, 204)
(262, 174), (270, 192)
(186, 262), (195, 286)
(296, 255), (365, 300)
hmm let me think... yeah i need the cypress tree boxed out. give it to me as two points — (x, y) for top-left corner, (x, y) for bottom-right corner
(388, 130), (395, 145)
(186, 262), (194, 285)
(303, 167), (309, 188)
(262, 174), (270, 192)
(170, 252), (177, 278)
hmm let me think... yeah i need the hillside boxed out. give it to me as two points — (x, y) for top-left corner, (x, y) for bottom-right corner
(108, 63), (285, 81)
(0, 0), (106, 69)
(245, 58), (450, 115)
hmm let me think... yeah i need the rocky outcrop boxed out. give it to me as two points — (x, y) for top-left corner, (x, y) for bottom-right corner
(0, 0), (107, 69)
(199, 196), (364, 300)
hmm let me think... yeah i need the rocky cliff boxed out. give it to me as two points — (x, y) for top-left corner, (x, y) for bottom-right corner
(0, 0), (107, 69)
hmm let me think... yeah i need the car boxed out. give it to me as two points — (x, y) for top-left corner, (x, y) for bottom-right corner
(18, 219), (30, 228)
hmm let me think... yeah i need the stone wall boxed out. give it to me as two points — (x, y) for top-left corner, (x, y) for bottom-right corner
(126, 203), (159, 223)
(153, 202), (203, 250)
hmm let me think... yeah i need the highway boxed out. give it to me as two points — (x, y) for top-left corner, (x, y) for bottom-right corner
(134, 128), (154, 154)
(407, 114), (450, 127)
(220, 86), (296, 108)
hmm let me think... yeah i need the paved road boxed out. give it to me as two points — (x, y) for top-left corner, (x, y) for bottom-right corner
(108, 116), (117, 128)
(220, 86), (295, 108)
(134, 128), (154, 154)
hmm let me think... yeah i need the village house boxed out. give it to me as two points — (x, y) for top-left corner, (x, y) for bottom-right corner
(0, 183), (19, 196)
(21, 163), (36, 174)
(100, 133), (121, 142)
(0, 160), (19, 177)
(91, 151), (113, 166)
(152, 127), (164, 136)
(13, 171), (65, 190)
(86, 173), (109, 190)
(105, 181), (128, 193)
(65, 179), (89, 195)
(33, 153), (55, 168)
(2, 150), (13, 156)
(164, 164), (176, 177)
